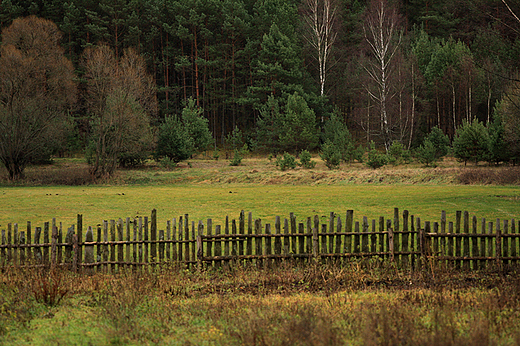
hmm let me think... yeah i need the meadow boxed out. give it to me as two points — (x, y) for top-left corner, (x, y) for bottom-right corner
(0, 156), (519, 345)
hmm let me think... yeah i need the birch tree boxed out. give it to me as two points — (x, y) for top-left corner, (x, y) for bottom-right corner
(363, 0), (402, 151)
(303, 0), (338, 97)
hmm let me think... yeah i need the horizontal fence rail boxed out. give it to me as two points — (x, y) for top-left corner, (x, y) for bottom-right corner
(0, 209), (518, 272)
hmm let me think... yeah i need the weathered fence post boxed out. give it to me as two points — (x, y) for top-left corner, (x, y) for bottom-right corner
(387, 219), (394, 262)
(496, 219), (502, 270)
(72, 233), (78, 273)
(313, 215), (319, 262)
(84, 226), (94, 274)
(151, 209), (157, 264)
(51, 220), (58, 270)
(197, 220), (204, 270)
(77, 214), (83, 268)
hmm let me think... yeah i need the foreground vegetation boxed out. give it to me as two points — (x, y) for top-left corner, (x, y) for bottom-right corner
(1, 262), (520, 345)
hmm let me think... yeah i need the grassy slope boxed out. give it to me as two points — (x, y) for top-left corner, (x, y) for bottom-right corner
(0, 157), (519, 228)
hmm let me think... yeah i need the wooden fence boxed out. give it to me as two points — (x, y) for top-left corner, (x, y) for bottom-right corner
(0, 208), (518, 272)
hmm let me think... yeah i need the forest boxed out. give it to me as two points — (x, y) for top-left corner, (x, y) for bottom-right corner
(0, 0), (520, 179)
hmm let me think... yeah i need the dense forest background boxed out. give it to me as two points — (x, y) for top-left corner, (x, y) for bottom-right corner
(1, 0), (519, 162)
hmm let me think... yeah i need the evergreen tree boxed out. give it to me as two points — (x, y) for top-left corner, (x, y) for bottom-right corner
(452, 119), (490, 165)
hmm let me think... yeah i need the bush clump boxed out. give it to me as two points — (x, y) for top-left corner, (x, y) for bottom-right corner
(299, 150), (316, 169)
(366, 141), (387, 169)
(276, 152), (297, 171)
(320, 140), (341, 170)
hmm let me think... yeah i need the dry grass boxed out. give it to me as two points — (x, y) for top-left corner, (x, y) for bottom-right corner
(2, 262), (520, 345)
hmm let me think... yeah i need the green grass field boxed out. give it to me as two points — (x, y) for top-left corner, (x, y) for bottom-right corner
(1, 184), (519, 230)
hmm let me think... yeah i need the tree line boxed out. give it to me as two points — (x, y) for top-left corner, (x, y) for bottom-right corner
(0, 0), (519, 180)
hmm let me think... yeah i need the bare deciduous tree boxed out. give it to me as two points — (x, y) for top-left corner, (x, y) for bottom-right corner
(83, 44), (157, 179)
(0, 16), (76, 180)
(303, 0), (338, 97)
(363, 0), (402, 151)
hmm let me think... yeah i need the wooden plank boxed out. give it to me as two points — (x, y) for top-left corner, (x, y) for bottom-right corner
(265, 223), (272, 267)
(184, 214), (189, 265)
(255, 219), (262, 267)
(402, 210), (409, 267)
(487, 221), (494, 267)
(472, 216), (478, 270)
(57, 222), (63, 266)
(19, 231), (25, 265)
(171, 218), (177, 261)
(65, 226), (74, 268)
(34, 227), (42, 263)
(84, 227), (94, 272)
(126, 217), (131, 263)
(224, 217), (230, 268)
(232, 219), (238, 258)
(328, 212), (335, 255)
(346, 210), (353, 254)
(77, 214), (83, 268)
(178, 216), (183, 263)
(504, 219), (509, 267)
(370, 219), (376, 254)
(159, 229), (165, 262)
(433, 222), (439, 260)
(299, 223), (305, 262)
(117, 219), (124, 269)
(110, 220), (116, 272)
(95, 225), (101, 269)
(511, 219), (517, 266)
(0, 229), (5, 265)
(191, 221), (196, 268)
(394, 208), (400, 263)
(151, 210), (157, 264)
(206, 219), (213, 260)
(290, 213), (297, 255)
(379, 217), (385, 255)
(335, 216), (342, 255)
(144, 216), (149, 266)
(480, 218), (486, 269)
(448, 221), (454, 267)
(275, 216), (282, 260)
(496, 219), (502, 269)
(463, 211), (470, 270)
(247, 212), (253, 262)
(440, 211), (446, 269)
(313, 215), (319, 261)
(12, 223), (17, 266)
(283, 218), (290, 255)
(410, 215), (415, 268)
(362, 216), (369, 253)
(133, 219), (138, 264)
(43, 222), (49, 266)
(307, 217), (312, 262)
(51, 220), (58, 269)
(197, 221), (203, 269)
(215, 224), (221, 268)
(239, 211), (245, 258)
(387, 219), (394, 261)
(455, 211), (462, 269)
(353, 222), (360, 254)
(26, 222), (32, 263)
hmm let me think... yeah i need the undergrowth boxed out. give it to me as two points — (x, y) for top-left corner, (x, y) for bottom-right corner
(1, 262), (520, 345)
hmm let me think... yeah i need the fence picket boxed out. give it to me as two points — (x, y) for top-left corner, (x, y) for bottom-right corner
(1, 209), (519, 272)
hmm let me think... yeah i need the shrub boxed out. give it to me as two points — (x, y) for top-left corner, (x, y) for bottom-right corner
(426, 126), (451, 159)
(353, 145), (365, 163)
(320, 140), (341, 170)
(322, 110), (354, 162)
(299, 150), (316, 169)
(415, 139), (438, 167)
(387, 141), (410, 165)
(229, 149), (243, 166)
(276, 152), (297, 171)
(453, 119), (490, 165)
(155, 116), (193, 164)
(366, 141), (388, 169)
